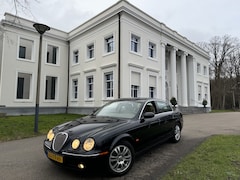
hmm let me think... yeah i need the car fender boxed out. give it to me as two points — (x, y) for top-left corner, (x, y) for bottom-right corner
(109, 133), (135, 150)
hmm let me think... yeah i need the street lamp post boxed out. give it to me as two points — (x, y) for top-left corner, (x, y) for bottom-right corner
(33, 23), (50, 133)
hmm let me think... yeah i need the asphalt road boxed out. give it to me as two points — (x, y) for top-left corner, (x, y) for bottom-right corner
(1, 112), (240, 180)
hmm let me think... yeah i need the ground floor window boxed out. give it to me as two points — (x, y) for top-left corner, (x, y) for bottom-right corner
(72, 79), (78, 100)
(86, 76), (94, 99)
(198, 85), (202, 101)
(131, 85), (139, 97)
(105, 72), (113, 98)
(149, 87), (155, 98)
(45, 76), (57, 100)
(16, 72), (32, 99)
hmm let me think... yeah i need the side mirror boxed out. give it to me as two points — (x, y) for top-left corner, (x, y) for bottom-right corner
(144, 112), (155, 118)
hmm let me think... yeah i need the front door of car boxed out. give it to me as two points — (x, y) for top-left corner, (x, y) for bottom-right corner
(133, 102), (160, 146)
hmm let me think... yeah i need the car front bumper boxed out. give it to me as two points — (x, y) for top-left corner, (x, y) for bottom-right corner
(43, 142), (108, 170)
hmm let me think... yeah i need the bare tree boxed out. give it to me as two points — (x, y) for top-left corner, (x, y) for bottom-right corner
(204, 35), (240, 109)
(2, 0), (37, 20)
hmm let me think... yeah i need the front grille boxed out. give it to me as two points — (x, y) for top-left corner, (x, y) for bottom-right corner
(53, 132), (68, 152)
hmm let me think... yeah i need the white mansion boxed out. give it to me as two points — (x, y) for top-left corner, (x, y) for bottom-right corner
(0, 0), (210, 115)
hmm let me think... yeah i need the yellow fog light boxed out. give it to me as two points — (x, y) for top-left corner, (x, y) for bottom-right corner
(83, 138), (95, 151)
(47, 129), (54, 141)
(78, 163), (85, 169)
(72, 139), (80, 150)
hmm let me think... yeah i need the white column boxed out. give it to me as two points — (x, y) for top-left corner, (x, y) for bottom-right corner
(181, 52), (188, 106)
(161, 42), (166, 100)
(188, 56), (197, 106)
(170, 47), (177, 99)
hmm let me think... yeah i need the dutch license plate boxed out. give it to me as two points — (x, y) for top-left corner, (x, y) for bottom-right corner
(47, 151), (63, 163)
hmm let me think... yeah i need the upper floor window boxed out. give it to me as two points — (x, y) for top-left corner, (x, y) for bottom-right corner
(203, 66), (207, 75)
(105, 72), (113, 98)
(18, 38), (33, 60)
(148, 42), (156, 59)
(47, 45), (58, 64)
(197, 63), (201, 74)
(73, 50), (79, 64)
(131, 34), (140, 53)
(105, 35), (114, 53)
(87, 43), (94, 59)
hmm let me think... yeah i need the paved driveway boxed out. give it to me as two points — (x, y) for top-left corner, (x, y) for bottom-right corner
(0, 112), (239, 180)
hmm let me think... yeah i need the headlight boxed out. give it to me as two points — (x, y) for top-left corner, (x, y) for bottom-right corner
(72, 139), (80, 150)
(47, 129), (54, 141)
(83, 138), (95, 151)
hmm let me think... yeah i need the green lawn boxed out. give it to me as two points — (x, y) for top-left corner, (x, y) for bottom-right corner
(0, 114), (83, 142)
(163, 135), (240, 179)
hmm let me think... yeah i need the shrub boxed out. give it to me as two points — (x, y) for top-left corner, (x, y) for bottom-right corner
(170, 97), (177, 107)
(202, 99), (208, 108)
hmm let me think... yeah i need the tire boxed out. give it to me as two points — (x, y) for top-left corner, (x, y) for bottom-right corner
(108, 141), (135, 176)
(171, 123), (181, 143)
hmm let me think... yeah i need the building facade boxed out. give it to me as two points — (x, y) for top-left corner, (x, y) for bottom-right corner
(0, 0), (210, 115)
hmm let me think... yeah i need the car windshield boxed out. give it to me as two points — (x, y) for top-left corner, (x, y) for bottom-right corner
(94, 101), (142, 119)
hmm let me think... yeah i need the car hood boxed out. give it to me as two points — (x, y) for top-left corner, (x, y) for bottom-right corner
(55, 116), (129, 138)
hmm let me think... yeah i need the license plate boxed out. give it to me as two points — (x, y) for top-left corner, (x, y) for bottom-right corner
(47, 151), (63, 163)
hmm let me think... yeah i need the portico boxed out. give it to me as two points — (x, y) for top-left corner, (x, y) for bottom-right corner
(162, 44), (197, 107)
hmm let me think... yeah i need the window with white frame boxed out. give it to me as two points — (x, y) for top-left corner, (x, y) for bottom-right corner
(131, 72), (140, 97)
(73, 50), (79, 64)
(131, 34), (140, 53)
(105, 72), (113, 98)
(131, 85), (139, 98)
(16, 72), (32, 99)
(203, 65), (207, 75)
(149, 87), (156, 98)
(198, 85), (202, 101)
(204, 86), (208, 100)
(197, 63), (201, 74)
(18, 38), (34, 60)
(105, 35), (114, 53)
(148, 42), (156, 59)
(47, 45), (58, 64)
(86, 76), (94, 99)
(87, 43), (94, 59)
(45, 76), (57, 100)
(72, 79), (78, 100)
(149, 75), (156, 98)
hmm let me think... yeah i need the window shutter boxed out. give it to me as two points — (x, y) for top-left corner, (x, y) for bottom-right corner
(149, 76), (156, 87)
(131, 72), (140, 86)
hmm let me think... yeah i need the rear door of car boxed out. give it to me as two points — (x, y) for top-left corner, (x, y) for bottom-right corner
(155, 101), (174, 135)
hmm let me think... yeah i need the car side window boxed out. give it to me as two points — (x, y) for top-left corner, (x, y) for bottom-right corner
(143, 102), (156, 114)
(156, 101), (172, 113)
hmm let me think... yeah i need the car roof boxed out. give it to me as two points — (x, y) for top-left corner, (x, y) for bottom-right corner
(111, 98), (165, 103)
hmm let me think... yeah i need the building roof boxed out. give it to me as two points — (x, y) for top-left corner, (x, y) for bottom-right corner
(1, 0), (209, 58)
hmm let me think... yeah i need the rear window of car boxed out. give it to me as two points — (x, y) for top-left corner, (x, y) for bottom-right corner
(156, 101), (172, 113)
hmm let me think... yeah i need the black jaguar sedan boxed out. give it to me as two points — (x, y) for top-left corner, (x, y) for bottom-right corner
(44, 98), (183, 176)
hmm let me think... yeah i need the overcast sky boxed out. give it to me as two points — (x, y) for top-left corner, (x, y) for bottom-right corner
(0, 0), (239, 43)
